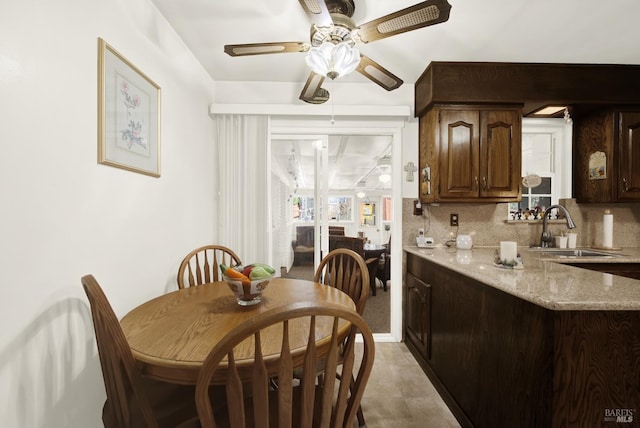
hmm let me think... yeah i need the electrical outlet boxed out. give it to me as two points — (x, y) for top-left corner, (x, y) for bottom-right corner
(450, 213), (459, 226)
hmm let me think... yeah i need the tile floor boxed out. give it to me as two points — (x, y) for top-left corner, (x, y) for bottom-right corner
(354, 342), (461, 428)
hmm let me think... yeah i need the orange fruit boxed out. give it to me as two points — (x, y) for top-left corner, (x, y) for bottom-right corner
(224, 267), (248, 281)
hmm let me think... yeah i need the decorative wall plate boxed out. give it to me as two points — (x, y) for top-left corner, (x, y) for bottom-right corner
(522, 174), (542, 188)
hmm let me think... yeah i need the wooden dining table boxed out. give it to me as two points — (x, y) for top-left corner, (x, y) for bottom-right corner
(363, 244), (387, 260)
(121, 277), (356, 385)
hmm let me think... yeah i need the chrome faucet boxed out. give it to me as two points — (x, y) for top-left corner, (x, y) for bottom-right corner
(540, 205), (577, 247)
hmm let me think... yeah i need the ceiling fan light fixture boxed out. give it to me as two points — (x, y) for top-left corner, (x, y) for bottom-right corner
(378, 173), (391, 184)
(376, 157), (392, 183)
(306, 41), (360, 80)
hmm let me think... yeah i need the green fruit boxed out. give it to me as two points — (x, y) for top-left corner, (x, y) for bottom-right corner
(249, 266), (272, 280)
(250, 263), (275, 274)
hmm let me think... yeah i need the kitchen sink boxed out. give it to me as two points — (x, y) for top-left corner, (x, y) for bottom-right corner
(529, 248), (624, 258)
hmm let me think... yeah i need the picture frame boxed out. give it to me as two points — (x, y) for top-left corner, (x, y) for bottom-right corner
(98, 38), (161, 177)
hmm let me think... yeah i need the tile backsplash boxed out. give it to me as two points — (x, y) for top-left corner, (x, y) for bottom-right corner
(402, 198), (640, 249)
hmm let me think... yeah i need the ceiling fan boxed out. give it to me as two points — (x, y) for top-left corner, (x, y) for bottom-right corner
(224, 0), (452, 103)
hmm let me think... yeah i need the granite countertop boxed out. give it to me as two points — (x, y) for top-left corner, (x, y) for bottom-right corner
(404, 246), (640, 311)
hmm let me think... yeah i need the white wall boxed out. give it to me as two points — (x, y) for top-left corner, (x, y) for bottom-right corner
(0, 0), (217, 426)
(401, 117), (419, 199)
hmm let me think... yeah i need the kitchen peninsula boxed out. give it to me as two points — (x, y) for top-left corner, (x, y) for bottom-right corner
(404, 246), (640, 428)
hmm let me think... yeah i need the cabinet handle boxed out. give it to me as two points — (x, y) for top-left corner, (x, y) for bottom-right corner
(623, 178), (629, 192)
(482, 177), (487, 189)
(474, 176), (479, 191)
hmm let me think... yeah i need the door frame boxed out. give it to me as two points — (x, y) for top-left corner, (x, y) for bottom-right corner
(270, 119), (405, 342)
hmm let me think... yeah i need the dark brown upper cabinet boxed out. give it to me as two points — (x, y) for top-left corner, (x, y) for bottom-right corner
(415, 62), (640, 204)
(419, 105), (522, 203)
(573, 108), (640, 202)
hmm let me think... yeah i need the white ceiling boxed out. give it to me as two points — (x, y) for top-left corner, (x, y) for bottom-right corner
(149, 0), (640, 191)
(150, 0), (640, 88)
(272, 135), (393, 192)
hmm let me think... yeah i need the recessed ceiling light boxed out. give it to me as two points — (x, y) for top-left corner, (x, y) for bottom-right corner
(530, 105), (567, 116)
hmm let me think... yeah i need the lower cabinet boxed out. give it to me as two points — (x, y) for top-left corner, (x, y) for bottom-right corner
(404, 252), (640, 428)
(405, 272), (431, 359)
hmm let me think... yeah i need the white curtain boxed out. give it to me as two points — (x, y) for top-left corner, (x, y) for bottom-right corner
(214, 115), (270, 264)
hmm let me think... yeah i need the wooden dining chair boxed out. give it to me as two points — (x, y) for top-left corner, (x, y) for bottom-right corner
(328, 236), (379, 297)
(81, 274), (200, 428)
(314, 248), (370, 315)
(194, 302), (375, 428)
(376, 236), (391, 292)
(314, 248), (370, 427)
(376, 253), (390, 292)
(177, 245), (242, 289)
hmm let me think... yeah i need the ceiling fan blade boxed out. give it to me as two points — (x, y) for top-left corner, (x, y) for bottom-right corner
(299, 72), (328, 104)
(356, 55), (403, 91)
(224, 42), (309, 57)
(298, 0), (333, 28)
(356, 0), (452, 43)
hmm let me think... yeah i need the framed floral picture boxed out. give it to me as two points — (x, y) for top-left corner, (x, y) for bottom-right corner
(98, 38), (161, 177)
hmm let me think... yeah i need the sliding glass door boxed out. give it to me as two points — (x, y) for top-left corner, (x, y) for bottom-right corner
(268, 120), (403, 340)
(270, 135), (329, 278)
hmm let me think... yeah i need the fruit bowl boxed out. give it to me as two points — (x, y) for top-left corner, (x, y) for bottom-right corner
(221, 263), (275, 306)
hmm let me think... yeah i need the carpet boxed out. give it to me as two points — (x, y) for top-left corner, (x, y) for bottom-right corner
(362, 281), (390, 333)
(283, 265), (390, 333)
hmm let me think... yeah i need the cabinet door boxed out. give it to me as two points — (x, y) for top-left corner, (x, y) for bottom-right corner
(405, 272), (431, 359)
(617, 111), (640, 201)
(572, 109), (616, 203)
(480, 110), (521, 198)
(439, 109), (480, 198)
